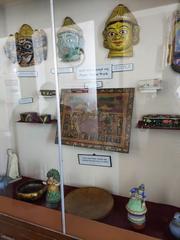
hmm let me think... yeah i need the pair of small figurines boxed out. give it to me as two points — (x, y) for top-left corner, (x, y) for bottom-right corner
(44, 169), (61, 208)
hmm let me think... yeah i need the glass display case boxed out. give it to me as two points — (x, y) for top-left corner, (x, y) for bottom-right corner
(0, 0), (179, 239)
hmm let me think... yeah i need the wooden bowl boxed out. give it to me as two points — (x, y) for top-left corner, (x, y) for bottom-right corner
(65, 187), (114, 220)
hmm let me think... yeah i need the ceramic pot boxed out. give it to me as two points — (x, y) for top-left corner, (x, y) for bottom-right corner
(169, 218), (180, 239)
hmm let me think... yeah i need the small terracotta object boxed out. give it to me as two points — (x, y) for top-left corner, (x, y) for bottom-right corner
(103, 4), (140, 58)
(126, 184), (147, 230)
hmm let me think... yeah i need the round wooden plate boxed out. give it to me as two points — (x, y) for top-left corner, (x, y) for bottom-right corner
(65, 187), (114, 220)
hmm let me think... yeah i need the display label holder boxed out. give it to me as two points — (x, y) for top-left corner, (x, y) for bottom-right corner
(78, 154), (112, 167)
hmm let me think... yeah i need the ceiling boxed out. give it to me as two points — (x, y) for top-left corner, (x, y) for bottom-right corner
(0, 0), (179, 10)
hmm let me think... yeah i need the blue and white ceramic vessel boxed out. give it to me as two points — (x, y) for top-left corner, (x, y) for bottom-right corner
(169, 212), (180, 239)
(0, 176), (11, 190)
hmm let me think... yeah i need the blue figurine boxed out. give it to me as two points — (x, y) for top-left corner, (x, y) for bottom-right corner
(169, 212), (180, 239)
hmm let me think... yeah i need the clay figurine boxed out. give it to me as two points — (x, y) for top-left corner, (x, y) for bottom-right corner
(45, 169), (60, 208)
(103, 4), (140, 58)
(126, 184), (147, 230)
(57, 17), (84, 62)
(169, 212), (180, 239)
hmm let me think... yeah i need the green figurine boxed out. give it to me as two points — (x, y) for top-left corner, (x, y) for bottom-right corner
(45, 169), (61, 208)
(126, 184), (147, 230)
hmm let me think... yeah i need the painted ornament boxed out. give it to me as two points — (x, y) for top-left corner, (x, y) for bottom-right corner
(169, 212), (180, 239)
(126, 184), (147, 230)
(103, 4), (140, 58)
(57, 17), (84, 62)
(4, 24), (47, 67)
(45, 169), (61, 208)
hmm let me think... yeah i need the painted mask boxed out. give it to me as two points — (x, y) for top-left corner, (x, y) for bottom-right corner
(57, 17), (84, 62)
(103, 4), (140, 58)
(4, 24), (47, 67)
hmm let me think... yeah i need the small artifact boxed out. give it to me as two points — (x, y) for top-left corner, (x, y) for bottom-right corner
(126, 184), (147, 230)
(137, 114), (180, 129)
(103, 4), (140, 58)
(169, 212), (180, 239)
(39, 82), (56, 97)
(6, 149), (20, 180)
(16, 180), (47, 201)
(45, 169), (61, 208)
(39, 114), (51, 123)
(20, 112), (51, 123)
(40, 89), (56, 96)
(57, 17), (84, 62)
(4, 24), (47, 67)
(65, 187), (114, 220)
(137, 79), (162, 93)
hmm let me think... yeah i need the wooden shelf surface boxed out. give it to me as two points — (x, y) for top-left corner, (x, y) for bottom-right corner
(1, 177), (180, 240)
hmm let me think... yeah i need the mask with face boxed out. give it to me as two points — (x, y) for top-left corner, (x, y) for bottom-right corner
(4, 24), (47, 67)
(57, 17), (84, 62)
(103, 4), (140, 58)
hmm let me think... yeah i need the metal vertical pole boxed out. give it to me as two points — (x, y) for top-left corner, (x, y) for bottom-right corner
(50, 0), (66, 234)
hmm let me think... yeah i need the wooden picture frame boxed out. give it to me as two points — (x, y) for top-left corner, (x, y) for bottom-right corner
(58, 88), (134, 153)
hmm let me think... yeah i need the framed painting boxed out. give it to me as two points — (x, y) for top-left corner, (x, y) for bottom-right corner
(58, 88), (134, 153)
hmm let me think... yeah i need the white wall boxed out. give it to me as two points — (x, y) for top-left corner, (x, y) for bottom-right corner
(0, 0), (179, 207)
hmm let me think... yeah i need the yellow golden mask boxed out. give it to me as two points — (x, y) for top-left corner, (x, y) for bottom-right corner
(103, 4), (140, 58)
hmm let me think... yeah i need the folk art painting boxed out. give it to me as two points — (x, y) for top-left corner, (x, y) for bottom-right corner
(56, 88), (134, 153)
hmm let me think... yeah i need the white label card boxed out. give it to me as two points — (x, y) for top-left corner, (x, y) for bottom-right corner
(51, 67), (73, 74)
(16, 71), (38, 77)
(84, 81), (103, 89)
(112, 63), (134, 72)
(96, 65), (112, 79)
(78, 154), (112, 167)
(76, 64), (112, 80)
(19, 97), (33, 104)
